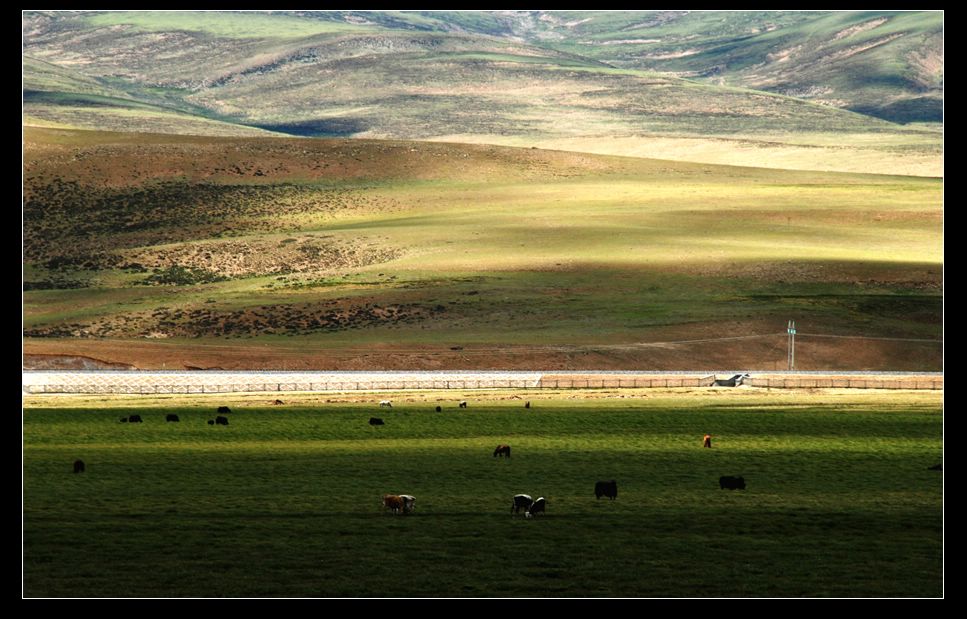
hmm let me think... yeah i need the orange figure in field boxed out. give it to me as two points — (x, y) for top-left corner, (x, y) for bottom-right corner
(703, 433), (712, 448)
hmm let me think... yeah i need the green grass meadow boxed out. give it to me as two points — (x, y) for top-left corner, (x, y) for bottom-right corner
(23, 392), (943, 597)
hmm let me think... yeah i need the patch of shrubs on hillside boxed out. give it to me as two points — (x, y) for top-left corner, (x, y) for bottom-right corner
(23, 278), (89, 291)
(23, 178), (376, 261)
(43, 252), (121, 271)
(137, 266), (226, 286)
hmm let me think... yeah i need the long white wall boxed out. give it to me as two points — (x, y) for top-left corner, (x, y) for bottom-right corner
(22, 371), (942, 394)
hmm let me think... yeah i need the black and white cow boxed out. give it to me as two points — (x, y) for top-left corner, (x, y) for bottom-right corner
(526, 497), (546, 518)
(379, 400), (393, 408)
(511, 494), (533, 514)
(400, 495), (416, 513)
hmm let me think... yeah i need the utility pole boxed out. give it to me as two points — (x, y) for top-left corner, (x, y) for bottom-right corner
(787, 320), (796, 370)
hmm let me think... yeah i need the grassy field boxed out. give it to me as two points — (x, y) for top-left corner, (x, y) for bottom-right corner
(22, 390), (943, 597)
(23, 129), (942, 370)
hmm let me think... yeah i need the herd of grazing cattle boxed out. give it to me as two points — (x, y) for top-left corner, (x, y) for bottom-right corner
(86, 399), (751, 516)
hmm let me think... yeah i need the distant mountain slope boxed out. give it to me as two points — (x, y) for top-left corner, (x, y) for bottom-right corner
(298, 10), (942, 124)
(22, 11), (942, 175)
(512, 11), (942, 124)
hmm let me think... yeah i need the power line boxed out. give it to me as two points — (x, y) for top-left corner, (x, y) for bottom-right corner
(796, 333), (942, 343)
(614, 334), (780, 347)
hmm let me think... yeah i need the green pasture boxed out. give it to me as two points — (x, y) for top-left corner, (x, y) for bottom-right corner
(23, 392), (943, 597)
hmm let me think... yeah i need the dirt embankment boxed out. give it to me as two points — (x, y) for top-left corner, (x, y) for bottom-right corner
(22, 335), (942, 372)
(24, 354), (136, 370)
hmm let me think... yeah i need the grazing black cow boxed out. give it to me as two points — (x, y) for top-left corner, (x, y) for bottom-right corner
(511, 494), (534, 514)
(493, 444), (511, 458)
(458, 401), (468, 408)
(73, 460), (85, 474)
(119, 417), (128, 423)
(215, 416), (230, 426)
(369, 417), (385, 426)
(526, 497), (546, 518)
(208, 419), (215, 425)
(273, 399), (285, 405)
(710, 374), (750, 387)
(719, 475), (746, 490)
(435, 406), (442, 412)
(166, 414), (180, 422)
(128, 414), (143, 423)
(595, 480), (618, 500)
(524, 401), (531, 409)
(217, 406), (232, 414)
(400, 495), (416, 514)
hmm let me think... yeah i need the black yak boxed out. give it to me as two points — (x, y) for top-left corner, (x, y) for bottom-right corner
(719, 475), (746, 490)
(595, 480), (618, 500)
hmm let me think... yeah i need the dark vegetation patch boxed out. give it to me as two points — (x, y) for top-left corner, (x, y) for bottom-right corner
(23, 90), (142, 109)
(252, 117), (369, 137)
(748, 293), (942, 325)
(850, 97), (944, 124)
(123, 236), (402, 279)
(24, 300), (447, 339)
(23, 278), (90, 291)
(23, 177), (397, 263)
(137, 266), (227, 286)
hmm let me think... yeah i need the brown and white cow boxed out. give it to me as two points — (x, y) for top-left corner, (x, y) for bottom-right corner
(383, 494), (405, 513)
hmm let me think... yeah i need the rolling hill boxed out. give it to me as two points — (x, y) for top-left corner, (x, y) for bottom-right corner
(23, 128), (942, 370)
(22, 10), (942, 175)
